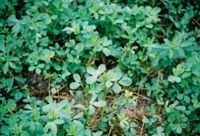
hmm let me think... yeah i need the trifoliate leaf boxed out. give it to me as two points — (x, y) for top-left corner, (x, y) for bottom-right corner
(168, 75), (181, 83)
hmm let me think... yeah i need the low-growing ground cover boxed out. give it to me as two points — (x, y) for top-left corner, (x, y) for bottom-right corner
(0, 0), (200, 135)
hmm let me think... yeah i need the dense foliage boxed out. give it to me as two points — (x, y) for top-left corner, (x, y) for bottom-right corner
(0, 0), (200, 135)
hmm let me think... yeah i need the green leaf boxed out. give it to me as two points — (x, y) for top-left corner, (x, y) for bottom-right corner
(105, 81), (112, 88)
(184, 95), (190, 103)
(142, 117), (149, 123)
(12, 22), (20, 33)
(168, 75), (181, 83)
(156, 126), (164, 133)
(73, 74), (81, 82)
(70, 82), (80, 89)
(176, 126), (182, 134)
(35, 68), (41, 74)
(40, 49), (55, 62)
(0, 126), (9, 135)
(6, 77), (14, 91)
(0, 35), (5, 52)
(176, 105), (186, 111)
(86, 76), (97, 84)
(119, 77), (132, 86)
(21, 131), (31, 136)
(93, 131), (103, 136)
(112, 83), (121, 93)
(14, 76), (26, 84)
(73, 112), (84, 119)
(88, 105), (95, 115)
(44, 122), (57, 135)
(87, 66), (96, 75)
(93, 100), (106, 107)
(102, 37), (112, 47)
(106, 69), (122, 83)
(9, 62), (16, 69)
(0, 0), (7, 9)
(151, 7), (161, 14)
(97, 64), (106, 75)
(3, 62), (9, 74)
(103, 48), (111, 56)
(54, 119), (64, 125)
(6, 99), (16, 112)
(192, 64), (200, 76)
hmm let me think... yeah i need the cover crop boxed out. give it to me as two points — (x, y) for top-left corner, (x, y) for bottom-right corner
(0, 0), (199, 135)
